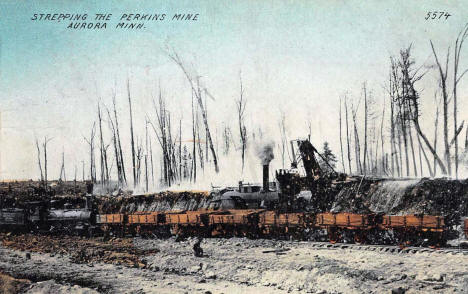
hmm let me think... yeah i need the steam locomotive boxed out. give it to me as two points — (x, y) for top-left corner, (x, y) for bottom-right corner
(0, 196), (95, 235)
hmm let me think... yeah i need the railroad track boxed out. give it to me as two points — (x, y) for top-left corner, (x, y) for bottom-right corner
(303, 241), (468, 255)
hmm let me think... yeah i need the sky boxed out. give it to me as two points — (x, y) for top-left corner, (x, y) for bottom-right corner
(1, 0), (468, 185)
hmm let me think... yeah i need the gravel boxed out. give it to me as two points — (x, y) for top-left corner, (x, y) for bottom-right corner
(1, 236), (467, 293)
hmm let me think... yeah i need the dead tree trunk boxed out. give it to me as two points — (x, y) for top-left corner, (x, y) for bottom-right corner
(453, 24), (468, 178)
(352, 101), (362, 174)
(179, 119), (182, 181)
(339, 96), (346, 173)
(43, 137), (52, 186)
(237, 73), (247, 172)
(279, 111), (287, 169)
(192, 92), (197, 182)
(380, 98), (386, 175)
(433, 94), (440, 176)
(430, 41), (451, 176)
(145, 120), (149, 191)
(168, 50), (219, 172)
(418, 135), (423, 176)
(84, 123), (97, 183)
(59, 149), (66, 181)
(112, 93), (127, 185)
(98, 102), (109, 187)
(150, 136), (154, 186)
(407, 119), (418, 177)
(150, 89), (171, 186)
(127, 79), (137, 187)
(363, 83), (368, 175)
(196, 108), (204, 172)
(35, 139), (44, 183)
(398, 98), (410, 177)
(417, 132), (433, 177)
(390, 97), (397, 177)
(106, 106), (124, 187)
(344, 96), (352, 173)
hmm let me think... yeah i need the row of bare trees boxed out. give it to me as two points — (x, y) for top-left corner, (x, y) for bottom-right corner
(35, 25), (467, 188)
(338, 24), (468, 178)
(85, 50), (225, 190)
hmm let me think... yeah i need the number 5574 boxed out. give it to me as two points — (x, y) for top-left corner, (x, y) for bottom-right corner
(425, 11), (451, 20)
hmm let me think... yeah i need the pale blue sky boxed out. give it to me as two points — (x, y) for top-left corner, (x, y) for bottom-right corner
(1, 1), (467, 182)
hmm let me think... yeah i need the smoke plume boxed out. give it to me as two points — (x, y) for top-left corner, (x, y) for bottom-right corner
(256, 141), (275, 165)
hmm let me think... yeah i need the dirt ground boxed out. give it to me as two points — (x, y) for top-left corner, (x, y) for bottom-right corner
(0, 235), (468, 294)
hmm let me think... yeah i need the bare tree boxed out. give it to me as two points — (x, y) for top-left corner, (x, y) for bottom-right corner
(150, 89), (171, 186)
(433, 93), (440, 176)
(59, 149), (66, 181)
(236, 72), (248, 172)
(168, 49), (219, 172)
(127, 79), (137, 187)
(380, 97), (386, 174)
(149, 132), (155, 186)
(84, 123), (97, 183)
(222, 124), (232, 155)
(145, 120), (150, 192)
(106, 105), (125, 187)
(196, 107), (204, 172)
(97, 101), (109, 187)
(278, 111), (288, 169)
(179, 119), (182, 182)
(407, 119), (418, 177)
(389, 93), (397, 177)
(344, 95), (352, 173)
(339, 96), (346, 173)
(399, 46), (447, 174)
(191, 92), (197, 182)
(363, 83), (368, 174)
(351, 98), (362, 174)
(110, 91), (127, 185)
(43, 137), (52, 186)
(35, 138), (44, 182)
(430, 41), (451, 175)
(417, 132), (433, 177)
(387, 65), (399, 177)
(453, 24), (468, 178)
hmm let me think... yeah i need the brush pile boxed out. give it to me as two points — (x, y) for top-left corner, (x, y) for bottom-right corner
(0, 233), (158, 268)
(0, 180), (90, 207)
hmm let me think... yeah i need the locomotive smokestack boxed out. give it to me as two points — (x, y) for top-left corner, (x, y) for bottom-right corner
(263, 164), (269, 192)
(256, 140), (274, 192)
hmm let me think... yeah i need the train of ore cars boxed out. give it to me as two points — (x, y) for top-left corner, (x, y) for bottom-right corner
(1, 139), (467, 247)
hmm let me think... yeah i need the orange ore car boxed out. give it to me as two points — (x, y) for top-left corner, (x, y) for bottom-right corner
(258, 211), (306, 227)
(209, 209), (263, 225)
(128, 212), (165, 225)
(380, 215), (445, 232)
(315, 212), (373, 229)
(96, 214), (125, 224)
